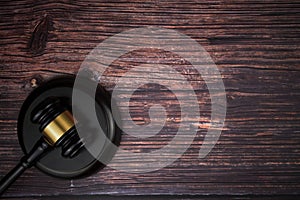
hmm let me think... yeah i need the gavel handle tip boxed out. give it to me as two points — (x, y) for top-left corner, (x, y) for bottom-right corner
(0, 137), (51, 196)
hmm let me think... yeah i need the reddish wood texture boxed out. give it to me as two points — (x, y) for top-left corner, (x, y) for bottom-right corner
(0, 0), (300, 198)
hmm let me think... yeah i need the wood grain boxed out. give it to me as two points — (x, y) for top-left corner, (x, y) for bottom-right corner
(0, 0), (300, 198)
(1, 195), (300, 200)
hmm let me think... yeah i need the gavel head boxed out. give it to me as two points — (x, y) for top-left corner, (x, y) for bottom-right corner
(31, 97), (84, 158)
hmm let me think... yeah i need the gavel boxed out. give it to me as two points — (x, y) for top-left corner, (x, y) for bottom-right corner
(0, 97), (84, 195)
(0, 76), (119, 196)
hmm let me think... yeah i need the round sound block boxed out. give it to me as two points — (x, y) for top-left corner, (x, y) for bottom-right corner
(17, 76), (120, 178)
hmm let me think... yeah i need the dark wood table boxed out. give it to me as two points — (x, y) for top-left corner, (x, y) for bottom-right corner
(0, 0), (299, 199)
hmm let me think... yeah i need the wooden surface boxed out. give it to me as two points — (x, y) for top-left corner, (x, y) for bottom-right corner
(0, 0), (300, 198)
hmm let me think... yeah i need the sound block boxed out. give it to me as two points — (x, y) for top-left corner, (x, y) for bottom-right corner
(17, 76), (120, 178)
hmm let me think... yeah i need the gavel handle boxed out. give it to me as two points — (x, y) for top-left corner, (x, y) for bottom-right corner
(0, 137), (50, 196)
